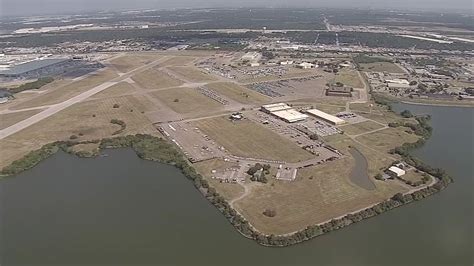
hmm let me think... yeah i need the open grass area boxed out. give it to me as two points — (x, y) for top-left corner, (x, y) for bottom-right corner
(0, 109), (43, 130)
(359, 62), (405, 73)
(312, 104), (346, 115)
(356, 127), (420, 154)
(193, 159), (245, 201)
(160, 56), (197, 67)
(167, 66), (217, 82)
(234, 156), (407, 235)
(195, 117), (314, 163)
(150, 87), (223, 115)
(91, 82), (138, 99)
(110, 54), (161, 73)
(131, 68), (183, 90)
(334, 69), (363, 88)
(340, 121), (385, 136)
(0, 96), (156, 169)
(11, 69), (118, 110)
(206, 82), (270, 104)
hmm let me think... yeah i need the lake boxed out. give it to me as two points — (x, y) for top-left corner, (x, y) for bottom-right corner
(1, 103), (472, 266)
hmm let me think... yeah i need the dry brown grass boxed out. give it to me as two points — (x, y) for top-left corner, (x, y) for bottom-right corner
(150, 87), (223, 115)
(359, 62), (405, 73)
(234, 156), (407, 235)
(110, 54), (161, 73)
(193, 159), (245, 201)
(195, 117), (314, 163)
(160, 56), (197, 67)
(0, 110), (43, 130)
(340, 121), (385, 136)
(206, 82), (270, 104)
(132, 68), (183, 90)
(334, 69), (363, 88)
(11, 69), (118, 110)
(167, 66), (217, 82)
(355, 127), (420, 154)
(312, 104), (346, 115)
(0, 95), (156, 169)
(91, 82), (138, 99)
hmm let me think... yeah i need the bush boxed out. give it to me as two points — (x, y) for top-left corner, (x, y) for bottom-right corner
(113, 104), (120, 108)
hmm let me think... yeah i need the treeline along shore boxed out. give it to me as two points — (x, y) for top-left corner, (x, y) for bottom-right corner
(0, 125), (452, 246)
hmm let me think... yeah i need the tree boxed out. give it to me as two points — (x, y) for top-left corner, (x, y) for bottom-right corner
(409, 81), (418, 86)
(400, 110), (413, 118)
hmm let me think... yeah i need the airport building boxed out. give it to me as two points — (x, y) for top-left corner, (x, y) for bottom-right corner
(305, 109), (346, 125)
(0, 58), (71, 79)
(261, 103), (308, 123)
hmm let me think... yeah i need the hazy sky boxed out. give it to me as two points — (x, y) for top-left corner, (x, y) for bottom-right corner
(1, 0), (473, 16)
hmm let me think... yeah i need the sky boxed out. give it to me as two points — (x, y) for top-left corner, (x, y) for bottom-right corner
(1, 0), (472, 17)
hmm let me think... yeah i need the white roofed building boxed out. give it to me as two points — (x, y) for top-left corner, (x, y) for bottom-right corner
(305, 109), (346, 125)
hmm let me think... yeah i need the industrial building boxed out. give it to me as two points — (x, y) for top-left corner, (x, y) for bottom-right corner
(272, 109), (309, 123)
(261, 103), (293, 113)
(326, 86), (353, 97)
(261, 103), (308, 123)
(387, 166), (406, 178)
(296, 62), (315, 69)
(0, 58), (71, 79)
(305, 109), (346, 125)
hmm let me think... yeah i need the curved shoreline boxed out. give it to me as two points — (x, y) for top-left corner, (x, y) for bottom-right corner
(0, 127), (453, 247)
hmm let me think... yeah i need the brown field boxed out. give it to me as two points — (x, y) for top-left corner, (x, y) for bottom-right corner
(312, 104), (346, 115)
(359, 62), (405, 73)
(340, 121), (385, 136)
(11, 69), (118, 110)
(132, 68), (183, 90)
(400, 170), (426, 184)
(110, 54), (161, 73)
(150, 87), (223, 115)
(0, 109), (43, 130)
(334, 69), (363, 88)
(193, 159), (245, 201)
(91, 82), (138, 99)
(234, 156), (407, 235)
(355, 127), (420, 154)
(350, 102), (373, 112)
(0, 95), (156, 169)
(160, 56), (197, 67)
(167, 66), (217, 82)
(206, 82), (270, 104)
(195, 117), (314, 163)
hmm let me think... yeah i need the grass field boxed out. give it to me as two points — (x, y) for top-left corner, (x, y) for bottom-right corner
(334, 69), (364, 88)
(167, 66), (217, 82)
(110, 54), (161, 73)
(193, 159), (245, 201)
(0, 110), (42, 130)
(91, 82), (138, 99)
(312, 104), (346, 115)
(160, 56), (196, 67)
(150, 87), (223, 115)
(355, 127), (420, 154)
(0, 96), (156, 169)
(131, 68), (183, 90)
(359, 62), (405, 73)
(234, 156), (407, 235)
(206, 82), (270, 104)
(11, 69), (118, 110)
(195, 117), (314, 163)
(340, 121), (385, 136)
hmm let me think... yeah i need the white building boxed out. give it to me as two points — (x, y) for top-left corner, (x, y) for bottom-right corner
(271, 109), (308, 123)
(261, 103), (293, 113)
(388, 166), (406, 177)
(297, 62), (315, 69)
(305, 109), (346, 125)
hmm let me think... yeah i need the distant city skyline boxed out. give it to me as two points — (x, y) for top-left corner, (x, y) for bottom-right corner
(1, 0), (473, 17)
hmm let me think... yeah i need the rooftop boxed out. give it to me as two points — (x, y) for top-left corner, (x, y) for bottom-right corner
(0, 58), (69, 76)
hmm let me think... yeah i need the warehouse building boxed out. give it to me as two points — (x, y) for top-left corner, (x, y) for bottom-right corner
(261, 103), (293, 113)
(272, 109), (309, 123)
(305, 109), (346, 125)
(0, 58), (71, 79)
(387, 166), (406, 178)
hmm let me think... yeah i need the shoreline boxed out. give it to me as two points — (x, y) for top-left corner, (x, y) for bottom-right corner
(0, 126), (453, 247)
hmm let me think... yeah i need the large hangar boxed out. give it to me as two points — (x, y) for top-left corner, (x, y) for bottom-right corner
(305, 109), (346, 125)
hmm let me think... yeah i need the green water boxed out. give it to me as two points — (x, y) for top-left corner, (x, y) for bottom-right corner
(1, 104), (472, 266)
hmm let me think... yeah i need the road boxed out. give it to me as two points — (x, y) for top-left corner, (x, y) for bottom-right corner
(0, 56), (170, 140)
